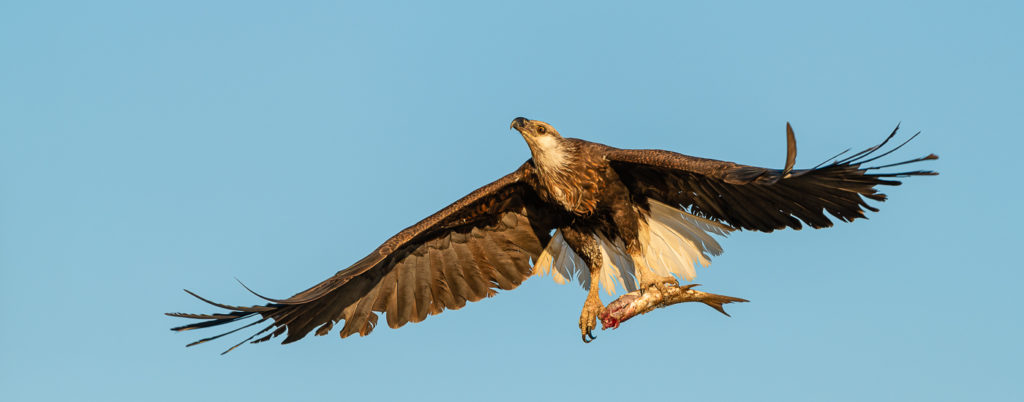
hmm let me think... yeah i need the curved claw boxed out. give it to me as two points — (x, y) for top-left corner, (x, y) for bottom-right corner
(582, 330), (597, 343)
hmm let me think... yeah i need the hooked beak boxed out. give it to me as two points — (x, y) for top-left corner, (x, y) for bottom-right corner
(510, 117), (529, 131)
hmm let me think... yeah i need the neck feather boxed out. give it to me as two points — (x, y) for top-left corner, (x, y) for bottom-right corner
(530, 135), (570, 171)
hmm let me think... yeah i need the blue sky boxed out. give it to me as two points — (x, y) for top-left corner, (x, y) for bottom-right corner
(1, 1), (1021, 401)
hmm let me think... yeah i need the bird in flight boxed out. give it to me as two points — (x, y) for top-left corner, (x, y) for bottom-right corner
(169, 118), (937, 353)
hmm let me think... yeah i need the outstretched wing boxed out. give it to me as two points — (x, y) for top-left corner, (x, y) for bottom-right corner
(605, 123), (937, 232)
(168, 162), (562, 353)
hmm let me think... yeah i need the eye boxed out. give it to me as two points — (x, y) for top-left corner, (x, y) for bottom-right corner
(536, 125), (547, 134)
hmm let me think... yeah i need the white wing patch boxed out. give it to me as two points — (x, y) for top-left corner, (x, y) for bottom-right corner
(532, 200), (733, 295)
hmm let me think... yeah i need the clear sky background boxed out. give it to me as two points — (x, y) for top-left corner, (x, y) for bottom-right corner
(2, 1), (1021, 401)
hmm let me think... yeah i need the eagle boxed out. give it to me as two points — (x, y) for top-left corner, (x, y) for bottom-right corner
(168, 118), (937, 352)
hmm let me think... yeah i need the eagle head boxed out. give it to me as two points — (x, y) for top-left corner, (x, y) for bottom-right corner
(510, 117), (567, 169)
(510, 117), (561, 139)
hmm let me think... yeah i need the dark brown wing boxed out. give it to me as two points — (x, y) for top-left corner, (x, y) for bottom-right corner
(168, 161), (562, 353)
(605, 124), (938, 232)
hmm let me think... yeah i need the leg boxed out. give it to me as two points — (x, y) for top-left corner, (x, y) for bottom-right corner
(560, 227), (604, 343)
(632, 217), (680, 293)
(617, 208), (680, 292)
(580, 265), (603, 343)
(634, 253), (679, 291)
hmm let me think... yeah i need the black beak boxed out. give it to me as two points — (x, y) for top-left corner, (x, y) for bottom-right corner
(510, 117), (529, 130)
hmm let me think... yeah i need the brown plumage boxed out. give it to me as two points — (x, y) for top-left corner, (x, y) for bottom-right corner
(168, 118), (937, 352)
